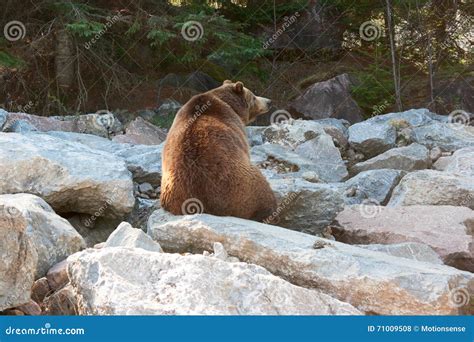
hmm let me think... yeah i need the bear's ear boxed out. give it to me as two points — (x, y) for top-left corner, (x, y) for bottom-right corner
(223, 80), (233, 84)
(234, 81), (244, 94)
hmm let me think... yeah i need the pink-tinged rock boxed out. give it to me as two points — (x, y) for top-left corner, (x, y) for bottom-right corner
(1, 309), (25, 315)
(44, 285), (77, 315)
(5, 112), (73, 132)
(4, 112), (122, 137)
(148, 212), (473, 315)
(46, 259), (69, 291)
(112, 117), (166, 145)
(16, 300), (42, 315)
(31, 277), (52, 303)
(333, 205), (474, 272)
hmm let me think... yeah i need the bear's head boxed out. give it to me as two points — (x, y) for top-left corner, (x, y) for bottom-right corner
(219, 80), (272, 124)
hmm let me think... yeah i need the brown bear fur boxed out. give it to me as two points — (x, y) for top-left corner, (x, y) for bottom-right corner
(160, 81), (277, 222)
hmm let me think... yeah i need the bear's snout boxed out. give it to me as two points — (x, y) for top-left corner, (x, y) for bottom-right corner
(257, 96), (272, 113)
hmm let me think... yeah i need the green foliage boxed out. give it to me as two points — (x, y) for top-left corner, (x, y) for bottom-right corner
(221, 0), (307, 27)
(66, 20), (105, 38)
(0, 51), (25, 68)
(350, 64), (395, 117)
(150, 113), (176, 129)
(123, 9), (269, 70)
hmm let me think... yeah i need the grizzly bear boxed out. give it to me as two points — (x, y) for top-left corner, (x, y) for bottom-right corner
(160, 80), (277, 222)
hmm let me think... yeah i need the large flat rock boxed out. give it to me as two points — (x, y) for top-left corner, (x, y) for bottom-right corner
(333, 205), (474, 272)
(0, 133), (135, 217)
(68, 248), (361, 315)
(350, 143), (430, 174)
(388, 170), (474, 209)
(45, 131), (163, 186)
(147, 212), (473, 315)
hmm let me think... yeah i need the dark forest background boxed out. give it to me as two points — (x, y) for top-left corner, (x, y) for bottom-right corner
(0, 0), (472, 127)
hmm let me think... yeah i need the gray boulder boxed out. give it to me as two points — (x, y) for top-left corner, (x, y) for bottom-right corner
(350, 143), (431, 174)
(348, 109), (438, 157)
(295, 133), (348, 182)
(342, 169), (404, 205)
(443, 147), (474, 177)
(412, 121), (474, 151)
(269, 178), (344, 234)
(289, 74), (363, 123)
(45, 131), (163, 186)
(246, 126), (266, 146)
(3, 119), (37, 133)
(147, 213), (473, 315)
(5, 111), (123, 137)
(112, 117), (167, 146)
(348, 120), (396, 158)
(261, 120), (348, 181)
(0, 108), (7, 129)
(0, 194), (85, 278)
(105, 222), (163, 252)
(0, 199), (38, 310)
(0, 133), (135, 218)
(388, 170), (474, 209)
(68, 248), (361, 315)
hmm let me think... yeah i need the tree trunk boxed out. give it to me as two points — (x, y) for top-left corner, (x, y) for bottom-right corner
(55, 28), (75, 91)
(385, 0), (402, 111)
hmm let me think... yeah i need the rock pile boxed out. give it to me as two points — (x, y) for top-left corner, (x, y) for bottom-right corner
(0, 108), (472, 315)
